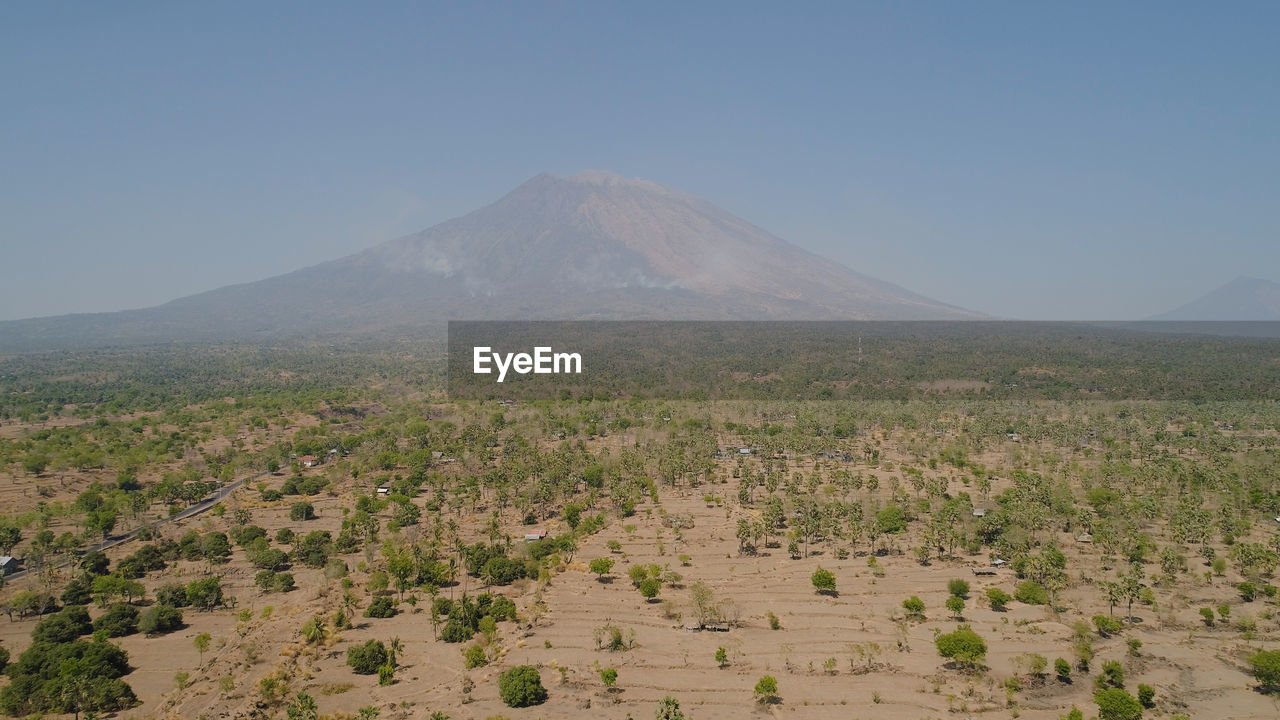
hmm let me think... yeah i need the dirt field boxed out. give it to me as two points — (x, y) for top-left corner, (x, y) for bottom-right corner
(2, 413), (1279, 720)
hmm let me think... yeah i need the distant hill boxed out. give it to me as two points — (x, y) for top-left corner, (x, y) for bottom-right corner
(0, 171), (980, 350)
(1149, 276), (1280, 321)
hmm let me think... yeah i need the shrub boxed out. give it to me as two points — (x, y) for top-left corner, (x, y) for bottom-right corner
(200, 532), (232, 563)
(947, 579), (970, 598)
(290, 502), (316, 521)
(1199, 607), (1215, 626)
(480, 556), (528, 585)
(753, 675), (779, 704)
(946, 595), (965, 618)
(1094, 688), (1142, 720)
(1137, 683), (1155, 708)
(1093, 615), (1123, 637)
(600, 667), (617, 688)
(139, 604), (184, 635)
(186, 577), (224, 610)
(656, 696), (686, 720)
(986, 587), (1011, 611)
(32, 605), (92, 643)
(1014, 580), (1048, 605)
(638, 577), (661, 600)
(365, 596), (397, 619)
(346, 640), (389, 674)
(935, 625), (987, 668)
(497, 665), (547, 707)
(1097, 659), (1125, 690)
(903, 595), (926, 619)
(1248, 649), (1280, 693)
(463, 644), (487, 669)
(251, 547), (290, 571)
(1238, 581), (1257, 602)
(255, 570), (295, 593)
(811, 566), (837, 595)
(440, 619), (474, 643)
(1055, 657), (1072, 681)
(155, 583), (191, 607)
(93, 603), (140, 637)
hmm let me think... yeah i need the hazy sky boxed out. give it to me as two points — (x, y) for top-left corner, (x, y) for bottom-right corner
(2, 1), (1277, 321)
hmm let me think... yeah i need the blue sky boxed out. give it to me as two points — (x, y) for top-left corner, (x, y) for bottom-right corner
(2, 1), (1277, 320)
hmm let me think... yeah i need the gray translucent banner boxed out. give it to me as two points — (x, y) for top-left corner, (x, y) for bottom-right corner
(447, 321), (1280, 401)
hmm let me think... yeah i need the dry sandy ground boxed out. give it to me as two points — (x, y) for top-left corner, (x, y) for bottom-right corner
(1, 451), (1278, 719)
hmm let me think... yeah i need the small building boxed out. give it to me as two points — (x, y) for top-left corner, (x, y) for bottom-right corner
(524, 529), (548, 542)
(300, 455), (318, 468)
(972, 508), (987, 518)
(376, 484), (391, 495)
(1076, 533), (1093, 544)
(972, 567), (997, 576)
(992, 558), (1007, 567)
(0, 556), (17, 575)
(738, 447), (753, 455)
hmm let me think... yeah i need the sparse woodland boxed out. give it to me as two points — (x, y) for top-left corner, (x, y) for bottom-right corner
(0, 338), (1279, 719)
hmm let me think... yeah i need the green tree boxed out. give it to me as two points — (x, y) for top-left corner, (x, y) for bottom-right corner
(1094, 688), (1142, 720)
(497, 665), (547, 708)
(935, 625), (987, 668)
(753, 675), (779, 704)
(903, 595), (926, 620)
(194, 632), (211, 664)
(138, 604), (184, 635)
(715, 646), (728, 668)
(638, 577), (661, 601)
(0, 524), (21, 555)
(589, 557), (615, 580)
(1248, 649), (1280, 693)
(811, 566), (837, 595)
(655, 696), (687, 720)
(347, 640), (389, 674)
(1014, 580), (1048, 605)
(600, 667), (618, 689)
(186, 577), (224, 610)
(986, 587), (1011, 611)
(946, 595), (965, 619)
(947, 578), (970, 598)
(92, 604), (139, 637)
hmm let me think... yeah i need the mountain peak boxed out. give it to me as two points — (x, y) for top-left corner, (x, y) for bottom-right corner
(0, 173), (981, 349)
(1151, 276), (1280, 321)
(567, 169), (629, 185)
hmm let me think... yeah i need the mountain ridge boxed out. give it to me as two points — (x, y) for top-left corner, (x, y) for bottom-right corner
(1149, 276), (1280, 321)
(0, 171), (981, 350)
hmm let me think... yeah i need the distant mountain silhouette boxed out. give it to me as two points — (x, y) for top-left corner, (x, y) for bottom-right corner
(0, 171), (980, 350)
(1149, 276), (1280, 321)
